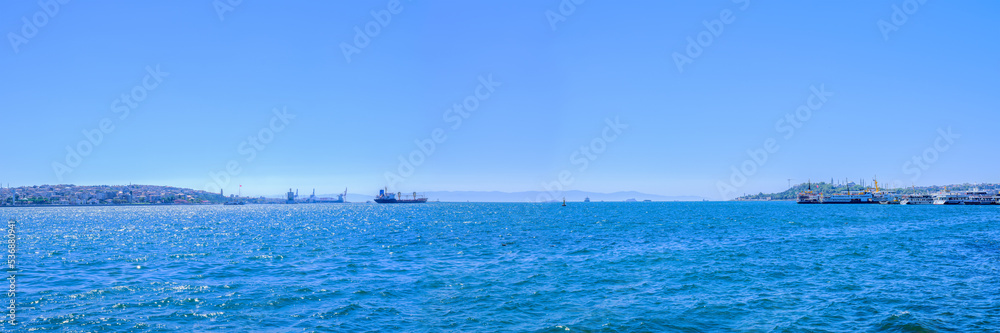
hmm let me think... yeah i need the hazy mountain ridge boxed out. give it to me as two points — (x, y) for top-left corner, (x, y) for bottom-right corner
(419, 190), (706, 202)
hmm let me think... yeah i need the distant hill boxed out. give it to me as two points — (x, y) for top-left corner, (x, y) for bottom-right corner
(737, 182), (1000, 201)
(1, 184), (229, 205)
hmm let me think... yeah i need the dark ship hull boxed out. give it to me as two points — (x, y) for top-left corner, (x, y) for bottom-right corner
(374, 198), (427, 204)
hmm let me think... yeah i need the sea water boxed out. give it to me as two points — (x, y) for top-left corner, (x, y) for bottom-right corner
(3, 202), (999, 331)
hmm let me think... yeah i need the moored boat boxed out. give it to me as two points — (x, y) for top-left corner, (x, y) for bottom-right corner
(822, 192), (878, 204)
(933, 192), (968, 205)
(797, 181), (821, 204)
(821, 178), (880, 204)
(876, 191), (902, 204)
(963, 190), (998, 205)
(900, 194), (934, 205)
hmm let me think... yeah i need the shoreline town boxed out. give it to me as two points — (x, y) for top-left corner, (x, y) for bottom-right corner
(796, 179), (1000, 205)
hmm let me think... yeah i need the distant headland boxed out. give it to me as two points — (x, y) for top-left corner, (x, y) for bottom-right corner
(736, 182), (1000, 201)
(0, 184), (234, 206)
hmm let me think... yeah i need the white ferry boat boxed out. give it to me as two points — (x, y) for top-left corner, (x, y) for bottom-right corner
(933, 192), (969, 205)
(963, 190), (998, 205)
(900, 194), (934, 205)
(822, 192), (878, 204)
(821, 178), (882, 204)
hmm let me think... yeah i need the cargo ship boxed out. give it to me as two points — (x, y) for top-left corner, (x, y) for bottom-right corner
(374, 188), (428, 204)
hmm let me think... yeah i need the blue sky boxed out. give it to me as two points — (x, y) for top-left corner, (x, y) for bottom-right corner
(1, 0), (997, 199)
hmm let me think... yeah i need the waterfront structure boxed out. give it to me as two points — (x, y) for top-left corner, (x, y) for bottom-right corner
(315, 188), (348, 203)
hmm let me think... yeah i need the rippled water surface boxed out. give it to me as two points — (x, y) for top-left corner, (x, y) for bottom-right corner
(4, 202), (1000, 331)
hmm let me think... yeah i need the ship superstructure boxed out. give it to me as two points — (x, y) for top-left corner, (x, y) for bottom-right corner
(796, 180), (821, 204)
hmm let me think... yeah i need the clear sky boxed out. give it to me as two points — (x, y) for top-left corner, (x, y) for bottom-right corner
(1, 1), (997, 199)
